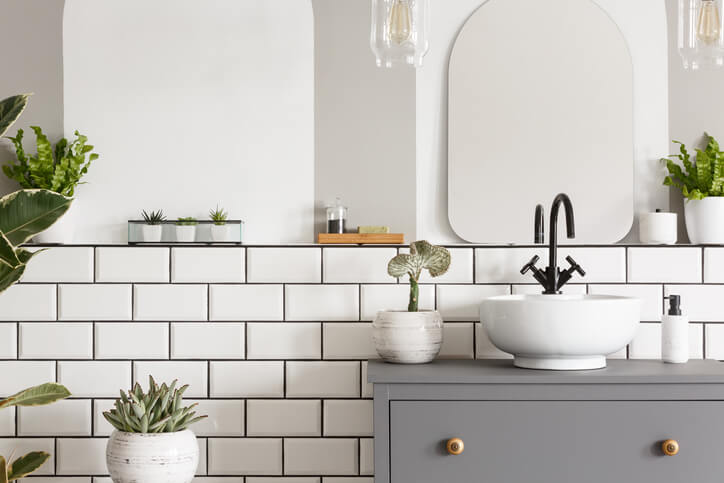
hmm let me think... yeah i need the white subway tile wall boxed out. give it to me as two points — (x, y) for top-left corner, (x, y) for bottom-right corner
(3, 244), (723, 480)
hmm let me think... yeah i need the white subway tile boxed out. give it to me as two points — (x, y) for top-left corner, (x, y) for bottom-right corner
(18, 399), (91, 436)
(664, 285), (724, 322)
(134, 284), (207, 321)
(360, 284), (434, 321)
(562, 248), (626, 283)
(193, 479), (245, 483)
(58, 361), (130, 398)
(0, 438), (54, 475)
(589, 284), (663, 321)
(20, 478), (91, 483)
(96, 323), (169, 359)
(690, 323), (704, 360)
(0, 284), (56, 321)
(475, 247), (546, 284)
(172, 247), (245, 283)
(96, 247), (169, 282)
(323, 248), (397, 283)
(21, 247), (93, 282)
(475, 324), (513, 359)
(284, 439), (358, 475)
(323, 400), (372, 436)
(59, 284), (131, 321)
(247, 479), (319, 483)
(401, 247), (473, 284)
(57, 438), (108, 475)
(629, 323), (660, 359)
(93, 399), (115, 436)
(0, 407), (13, 436)
(172, 323), (245, 359)
(322, 479), (373, 483)
(247, 400), (321, 436)
(361, 361), (373, 398)
(628, 247), (702, 283)
(247, 248), (321, 283)
(360, 438), (373, 475)
(210, 361), (284, 398)
(439, 323), (474, 359)
(186, 399), (244, 436)
(512, 284), (587, 295)
(704, 248), (724, 283)
(437, 285), (510, 321)
(0, 361), (55, 396)
(208, 438), (282, 475)
(286, 362), (360, 398)
(197, 437), (208, 475)
(323, 323), (376, 360)
(209, 285), (283, 321)
(0, 323), (17, 358)
(706, 324), (724, 359)
(248, 323), (320, 360)
(134, 361), (208, 397)
(20, 323), (92, 359)
(286, 285), (359, 321)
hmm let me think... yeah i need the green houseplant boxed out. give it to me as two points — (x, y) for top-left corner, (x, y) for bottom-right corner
(175, 217), (198, 242)
(104, 377), (207, 483)
(140, 209), (166, 242)
(662, 134), (724, 243)
(372, 241), (451, 364)
(208, 205), (231, 241)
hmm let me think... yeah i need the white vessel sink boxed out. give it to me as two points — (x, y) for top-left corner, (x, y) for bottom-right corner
(480, 294), (641, 370)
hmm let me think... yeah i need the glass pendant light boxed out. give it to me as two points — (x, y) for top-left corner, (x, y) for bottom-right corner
(370, 0), (430, 68)
(679, 0), (724, 69)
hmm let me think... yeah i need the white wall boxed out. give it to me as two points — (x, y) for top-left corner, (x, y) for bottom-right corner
(63, 0), (314, 243)
(417, 0), (670, 243)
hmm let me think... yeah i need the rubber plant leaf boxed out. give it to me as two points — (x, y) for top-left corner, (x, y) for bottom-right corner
(0, 383), (71, 410)
(6, 452), (50, 481)
(0, 94), (30, 138)
(0, 455), (7, 483)
(0, 263), (25, 294)
(0, 190), (72, 246)
(0, 232), (20, 269)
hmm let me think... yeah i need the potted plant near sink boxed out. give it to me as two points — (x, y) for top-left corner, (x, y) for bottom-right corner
(372, 241), (451, 364)
(175, 217), (197, 242)
(104, 377), (206, 483)
(208, 205), (231, 241)
(140, 210), (166, 242)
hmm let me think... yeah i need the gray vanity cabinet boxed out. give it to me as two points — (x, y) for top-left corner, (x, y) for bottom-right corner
(369, 360), (724, 483)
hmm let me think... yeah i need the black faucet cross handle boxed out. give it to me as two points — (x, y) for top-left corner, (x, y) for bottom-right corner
(520, 255), (540, 275)
(565, 256), (586, 276)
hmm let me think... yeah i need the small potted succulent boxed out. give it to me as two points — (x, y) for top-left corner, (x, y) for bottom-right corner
(175, 217), (197, 242)
(141, 210), (166, 242)
(372, 240), (451, 364)
(663, 134), (724, 243)
(209, 205), (230, 241)
(104, 377), (207, 483)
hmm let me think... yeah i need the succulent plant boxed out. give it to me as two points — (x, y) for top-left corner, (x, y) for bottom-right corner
(209, 205), (228, 225)
(388, 240), (451, 312)
(176, 217), (198, 226)
(103, 377), (207, 434)
(142, 209), (166, 225)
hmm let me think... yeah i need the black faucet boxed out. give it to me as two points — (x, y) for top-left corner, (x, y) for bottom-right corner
(521, 193), (586, 294)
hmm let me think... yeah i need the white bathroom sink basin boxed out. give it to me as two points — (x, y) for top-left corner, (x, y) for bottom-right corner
(480, 294), (641, 370)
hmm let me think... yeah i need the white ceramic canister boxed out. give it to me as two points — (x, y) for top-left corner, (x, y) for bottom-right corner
(639, 210), (677, 245)
(684, 197), (724, 244)
(140, 224), (163, 242)
(372, 310), (443, 364)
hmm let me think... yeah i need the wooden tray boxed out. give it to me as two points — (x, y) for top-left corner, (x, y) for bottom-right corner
(318, 233), (404, 244)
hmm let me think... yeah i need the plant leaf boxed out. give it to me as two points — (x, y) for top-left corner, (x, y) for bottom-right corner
(0, 263), (25, 294)
(0, 383), (71, 410)
(0, 232), (20, 269)
(388, 253), (417, 279)
(0, 94), (30, 138)
(0, 190), (72, 246)
(410, 240), (451, 278)
(6, 452), (50, 480)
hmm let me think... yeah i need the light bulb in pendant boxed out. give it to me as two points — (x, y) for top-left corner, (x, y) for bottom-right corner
(697, 0), (721, 45)
(389, 0), (412, 44)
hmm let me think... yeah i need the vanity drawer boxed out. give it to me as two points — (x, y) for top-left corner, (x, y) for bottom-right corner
(389, 401), (724, 483)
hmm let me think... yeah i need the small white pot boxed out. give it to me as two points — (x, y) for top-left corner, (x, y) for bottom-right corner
(685, 197), (724, 244)
(175, 225), (196, 242)
(106, 429), (198, 483)
(372, 310), (443, 364)
(141, 224), (163, 242)
(34, 204), (76, 244)
(210, 224), (231, 242)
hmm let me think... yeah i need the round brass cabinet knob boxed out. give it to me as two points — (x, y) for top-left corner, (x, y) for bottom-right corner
(662, 439), (680, 456)
(446, 438), (465, 455)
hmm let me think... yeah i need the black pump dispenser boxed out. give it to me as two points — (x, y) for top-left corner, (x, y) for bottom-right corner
(665, 295), (682, 316)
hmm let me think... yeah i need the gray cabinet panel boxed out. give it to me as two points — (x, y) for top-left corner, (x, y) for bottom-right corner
(390, 401), (724, 483)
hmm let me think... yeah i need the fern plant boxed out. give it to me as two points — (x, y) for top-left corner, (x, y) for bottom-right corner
(3, 127), (99, 197)
(142, 210), (166, 225)
(662, 133), (724, 200)
(209, 205), (228, 225)
(103, 377), (207, 434)
(387, 241), (451, 312)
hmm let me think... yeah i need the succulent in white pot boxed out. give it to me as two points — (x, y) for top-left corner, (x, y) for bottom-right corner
(209, 205), (231, 241)
(104, 377), (207, 483)
(663, 134), (724, 244)
(140, 210), (165, 242)
(175, 217), (197, 242)
(373, 241), (451, 364)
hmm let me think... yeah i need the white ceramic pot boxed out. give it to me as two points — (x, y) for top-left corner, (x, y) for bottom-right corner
(34, 204), (76, 244)
(372, 310), (443, 364)
(175, 225), (196, 242)
(141, 224), (163, 242)
(210, 224), (231, 242)
(685, 197), (724, 244)
(106, 429), (198, 483)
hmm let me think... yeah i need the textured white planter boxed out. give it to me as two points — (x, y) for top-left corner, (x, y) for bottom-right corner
(34, 204), (76, 244)
(106, 430), (198, 483)
(210, 223), (231, 242)
(141, 224), (163, 242)
(685, 198), (724, 244)
(175, 225), (196, 242)
(372, 310), (443, 364)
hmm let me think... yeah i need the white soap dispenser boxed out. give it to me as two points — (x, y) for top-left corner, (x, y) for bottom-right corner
(661, 295), (689, 364)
